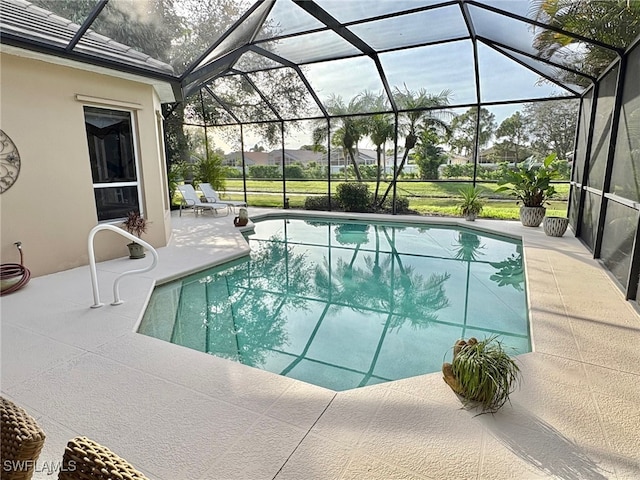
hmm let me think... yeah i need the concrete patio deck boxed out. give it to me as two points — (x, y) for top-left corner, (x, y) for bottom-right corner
(1, 209), (639, 479)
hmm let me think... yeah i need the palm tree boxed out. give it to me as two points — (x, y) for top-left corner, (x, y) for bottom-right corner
(378, 87), (453, 207)
(312, 95), (369, 181)
(358, 91), (395, 204)
(531, 0), (640, 80)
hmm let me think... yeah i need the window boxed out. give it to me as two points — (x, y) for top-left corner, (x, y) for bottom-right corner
(84, 106), (141, 221)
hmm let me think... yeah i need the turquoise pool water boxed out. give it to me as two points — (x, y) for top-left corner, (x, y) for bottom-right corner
(139, 217), (530, 391)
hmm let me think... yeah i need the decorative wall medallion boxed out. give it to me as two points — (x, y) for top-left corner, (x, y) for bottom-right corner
(0, 130), (21, 193)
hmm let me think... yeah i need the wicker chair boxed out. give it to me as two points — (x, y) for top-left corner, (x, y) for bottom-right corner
(0, 396), (46, 480)
(58, 436), (150, 480)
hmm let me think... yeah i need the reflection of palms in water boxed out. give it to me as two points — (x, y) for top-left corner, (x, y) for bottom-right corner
(453, 231), (485, 262)
(490, 245), (524, 291)
(201, 236), (314, 367)
(316, 225), (450, 330)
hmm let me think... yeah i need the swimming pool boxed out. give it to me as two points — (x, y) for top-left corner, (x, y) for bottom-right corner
(139, 217), (530, 391)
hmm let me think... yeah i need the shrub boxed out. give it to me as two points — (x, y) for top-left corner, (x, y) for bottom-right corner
(284, 164), (305, 179)
(304, 195), (335, 211)
(380, 195), (410, 213)
(552, 159), (571, 180)
(194, 153), (226, 191)
(336, 182), (371, 212)
(223, 166), (243, 178)
(248, 165), (281, 179)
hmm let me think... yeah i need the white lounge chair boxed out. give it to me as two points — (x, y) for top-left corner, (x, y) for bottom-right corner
(177, 184), (229, 217)
(198, 183), (247, 213)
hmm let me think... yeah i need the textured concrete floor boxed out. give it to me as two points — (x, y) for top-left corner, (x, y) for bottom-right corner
(1, 209), (639, 479)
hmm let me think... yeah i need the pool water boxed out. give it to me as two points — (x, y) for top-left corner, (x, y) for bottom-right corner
(139, 217), (530, 391)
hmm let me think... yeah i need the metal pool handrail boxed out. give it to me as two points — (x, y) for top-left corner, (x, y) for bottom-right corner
(88, 224), (159, 308)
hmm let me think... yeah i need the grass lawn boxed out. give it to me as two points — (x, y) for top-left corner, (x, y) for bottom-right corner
(225, 179), (569, 199)
(180, 180), (569, 221)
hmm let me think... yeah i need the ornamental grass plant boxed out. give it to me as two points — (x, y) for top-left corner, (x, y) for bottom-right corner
(446, 336), (521, 413)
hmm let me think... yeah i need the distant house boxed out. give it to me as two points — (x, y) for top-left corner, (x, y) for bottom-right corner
(268, 149), (324, 166)
(223, 151), (270, 169)
(447, 154), (469, 165)
(323, 148), (378, 173)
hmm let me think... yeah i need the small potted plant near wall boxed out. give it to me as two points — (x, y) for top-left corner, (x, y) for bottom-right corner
(457, 185), (484, 221)
(543, 215), (569, 237)
(496, 153), (560, 227)
(121, 210), (149, 259)
(442, 336), (521, 413)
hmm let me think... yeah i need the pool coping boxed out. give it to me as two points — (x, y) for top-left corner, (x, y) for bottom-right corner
(139, 211), (534, 391)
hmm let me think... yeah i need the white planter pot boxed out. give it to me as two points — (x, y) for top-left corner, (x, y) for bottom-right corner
(127, 242), (146, 259)
(519, 206), (546, 227)
(543, 216), (569, 237)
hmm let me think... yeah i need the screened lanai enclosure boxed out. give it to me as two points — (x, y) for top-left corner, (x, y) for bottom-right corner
(1, 0), (640, 302)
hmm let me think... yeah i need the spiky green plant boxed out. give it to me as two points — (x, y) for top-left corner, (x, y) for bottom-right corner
(451, 336), (521, 413)
(457, 185), (484, 218)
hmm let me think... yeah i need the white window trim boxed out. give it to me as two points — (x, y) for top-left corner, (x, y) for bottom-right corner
(83, 106), (144, 221)
(76, 94), (143, 110)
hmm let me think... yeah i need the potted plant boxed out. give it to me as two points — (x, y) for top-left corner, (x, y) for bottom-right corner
(121, 210), (149, 259)
(442, 336), (521, 413)
(496, 153), (560, 227)
(457, 185), (484, 221)
(543, 216), (569, 237)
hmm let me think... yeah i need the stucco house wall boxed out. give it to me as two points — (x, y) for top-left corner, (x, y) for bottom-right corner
(0, 51), (173, 277)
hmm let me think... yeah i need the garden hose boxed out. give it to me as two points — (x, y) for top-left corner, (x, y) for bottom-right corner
(0, 242), (31, 295)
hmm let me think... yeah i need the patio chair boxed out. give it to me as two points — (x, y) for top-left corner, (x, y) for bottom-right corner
(198, 183), (247, 213)
(58, 436), (149, 480)
(177, 184), (229, 217)
(1, 396), (46, 480)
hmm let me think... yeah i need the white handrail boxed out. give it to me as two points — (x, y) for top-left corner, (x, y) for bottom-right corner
(88, 224), (159, 308)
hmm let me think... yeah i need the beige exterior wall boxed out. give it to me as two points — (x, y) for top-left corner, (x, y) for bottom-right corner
(0, 52), (172, 277)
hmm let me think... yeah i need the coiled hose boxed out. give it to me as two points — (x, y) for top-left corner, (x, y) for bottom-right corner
(0, 242), (31, 295)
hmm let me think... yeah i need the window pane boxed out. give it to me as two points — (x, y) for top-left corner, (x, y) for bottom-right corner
(94, 186), (139, 222)
(478, 43), (575, 102)
(316, 0), (444, 23)
(491, 45), (587, 94)
(568, 186), (580, 231)
(600, 200), (638, 289)
(610, 45), (640, 202)
(469, 5), (616, 79)
(84, 107), (137, 183)
(193, 0), (273, 71)
(257, 0), (325, 40)
(587, 65), (618, 189)
(348, 5), (468, 50)
(305, 57), (386, 112)
(258, 30), (362, 65)
(234, 51), (283, 73)
(209, 75), (278, 123)
(381, 41), (476, 106)
(573, 90), (593, 184)
(579, 190), (600, 251)
(246, 68), (323, 120)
